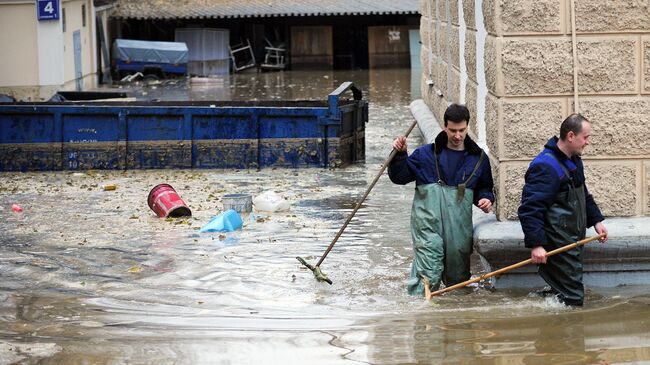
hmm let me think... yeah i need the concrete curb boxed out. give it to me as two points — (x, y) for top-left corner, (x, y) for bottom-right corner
(409, 99), (650, 289)
(474, 213), (650, 288)
(409, 99), (441, 143)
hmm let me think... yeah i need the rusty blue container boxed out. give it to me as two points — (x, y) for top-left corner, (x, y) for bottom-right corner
(0, 82), (367, 171)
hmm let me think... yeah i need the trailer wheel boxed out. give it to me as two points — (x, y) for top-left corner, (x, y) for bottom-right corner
(142, 66), (165, 80)
(143, 74), (160, 81)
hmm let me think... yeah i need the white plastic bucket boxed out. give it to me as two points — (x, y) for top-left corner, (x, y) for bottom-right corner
(252, 191), (290, 212)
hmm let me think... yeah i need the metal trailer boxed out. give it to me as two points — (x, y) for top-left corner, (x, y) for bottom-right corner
(0, 82), (367, 171)
(112, 39), (189, 78)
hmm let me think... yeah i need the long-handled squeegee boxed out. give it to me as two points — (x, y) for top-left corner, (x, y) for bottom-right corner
(297, 120), (418, 284)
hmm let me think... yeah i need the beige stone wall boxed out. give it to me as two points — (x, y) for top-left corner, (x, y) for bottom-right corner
(0, 3), (39, 88)
(420, 0), (650, 219)
(645, 38), (650, 93)
(646, 162), (650, 213)
(420, 0), (475, 126)
(420, 0), (442, 123)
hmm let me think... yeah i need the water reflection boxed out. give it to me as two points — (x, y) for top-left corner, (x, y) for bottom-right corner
(349, 296), (650, 364)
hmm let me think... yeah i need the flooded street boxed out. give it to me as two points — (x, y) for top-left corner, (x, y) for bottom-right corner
(2, 69), (650, 364)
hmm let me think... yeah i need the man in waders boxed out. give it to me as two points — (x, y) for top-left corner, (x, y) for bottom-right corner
(518, 114), (608, 306)
(388, 104), (495, 295)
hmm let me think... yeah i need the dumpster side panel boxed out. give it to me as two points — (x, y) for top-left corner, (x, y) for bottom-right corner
(126, 113), (191, 169)
(63, 113), (120, 170)
(0, 83), (367, 171)
(192, 114), (259, 169)
(0, 112), (61, 171)
(357, 102), (368, 162)
(337, 105), (356, 167)
(332, 101), (367, 167)
(259, 111), (325, 168)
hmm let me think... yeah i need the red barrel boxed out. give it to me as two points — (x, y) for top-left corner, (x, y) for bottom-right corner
(148, 184), (192, 218)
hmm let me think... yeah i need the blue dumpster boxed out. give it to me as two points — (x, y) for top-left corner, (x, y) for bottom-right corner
(0, 82), (367, 171)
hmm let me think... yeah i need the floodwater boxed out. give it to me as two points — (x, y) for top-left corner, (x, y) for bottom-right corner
(2, 69), (650, 364)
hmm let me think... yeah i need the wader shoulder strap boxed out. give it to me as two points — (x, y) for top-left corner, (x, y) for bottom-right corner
(456, 151), (484, 202)
(461, 151), (485, 186)
(432, 146), (447, 185)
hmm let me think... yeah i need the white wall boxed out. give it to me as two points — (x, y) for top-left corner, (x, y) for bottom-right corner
(0, 3), (39, 87)
(37, 14), (65, 86)
(62, 0), (96, 90)
(0, 0), (97, 98)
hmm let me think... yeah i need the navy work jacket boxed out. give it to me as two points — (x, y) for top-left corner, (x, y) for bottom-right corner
(518, 137), (604, 248)
(388, 131), (495, 206)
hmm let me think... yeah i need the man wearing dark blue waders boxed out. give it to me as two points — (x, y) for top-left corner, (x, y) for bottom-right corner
(518, 114), (608, 306)
(388, 104), (495, 295)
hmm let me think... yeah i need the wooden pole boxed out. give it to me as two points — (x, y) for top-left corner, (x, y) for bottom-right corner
(298, 120), (418, 284)
(425, 233), (606, 300)
(314, 119), (418, 268)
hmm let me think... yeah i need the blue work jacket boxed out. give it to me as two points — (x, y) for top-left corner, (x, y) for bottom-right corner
(518, 137), (604, 248)
(388, 131), (495, 206)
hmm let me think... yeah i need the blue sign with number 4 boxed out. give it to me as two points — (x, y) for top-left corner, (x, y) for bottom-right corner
(37, 0), (59, 21)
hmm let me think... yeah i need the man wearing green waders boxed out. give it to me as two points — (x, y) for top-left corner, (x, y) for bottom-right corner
(519, 114), (608, 306)
(388, 104), (495, 295)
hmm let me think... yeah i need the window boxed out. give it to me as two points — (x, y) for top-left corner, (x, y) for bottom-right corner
(62, 8), (66, 32)
(82, 4), (86, 27)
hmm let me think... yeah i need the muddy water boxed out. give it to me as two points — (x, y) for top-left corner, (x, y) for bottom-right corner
(2, 69), (650, 364)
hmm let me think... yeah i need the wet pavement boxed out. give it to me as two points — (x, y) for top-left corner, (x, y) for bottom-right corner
(2, 69), (650, 364)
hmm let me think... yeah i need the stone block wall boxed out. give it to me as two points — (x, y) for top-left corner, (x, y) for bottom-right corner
(420, 0), (650, 220)
(421, 0), (479, 135)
